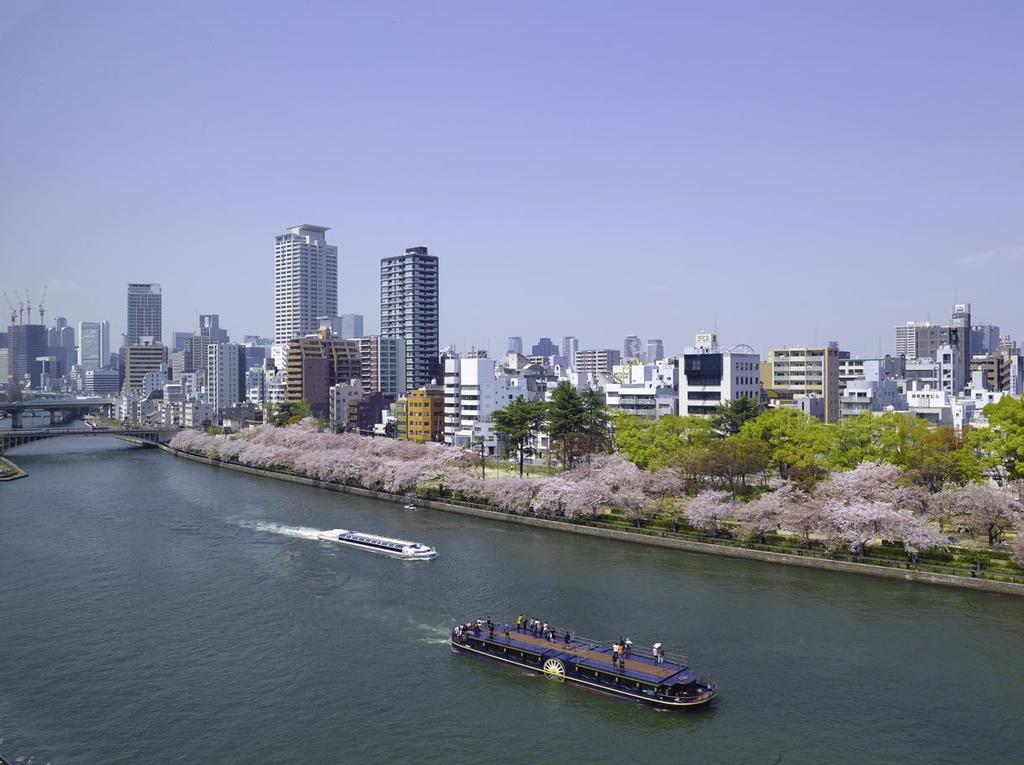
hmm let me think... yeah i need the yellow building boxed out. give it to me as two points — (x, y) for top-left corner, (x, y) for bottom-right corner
(403, 385), (445, 442)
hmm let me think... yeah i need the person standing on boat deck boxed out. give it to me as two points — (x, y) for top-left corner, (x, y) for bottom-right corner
(504, 623), (510, 641)
(564, 631), (571, 646)
(624, 638), (632, 656)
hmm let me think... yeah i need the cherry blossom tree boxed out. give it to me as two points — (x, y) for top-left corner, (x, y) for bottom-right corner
(733, 482), (801, 542)
(683, 490), (734, 535)
(942, 483), (1021, 545)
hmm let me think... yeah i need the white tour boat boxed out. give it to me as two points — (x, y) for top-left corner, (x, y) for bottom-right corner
(317, 529), (438, 560)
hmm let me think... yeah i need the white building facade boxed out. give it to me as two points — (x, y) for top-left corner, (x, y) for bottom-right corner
(679, 335), (761, 416)
(274, 225), (338, 344)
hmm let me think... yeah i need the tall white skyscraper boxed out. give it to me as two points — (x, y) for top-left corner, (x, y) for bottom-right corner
(274, 225), (338, 344)
(208, 342), (244, 413)
(380, 246), (439, 389)
(126, 283), (162, 346)
(78, 320), (111, 370)
(560, 336), (579, 365)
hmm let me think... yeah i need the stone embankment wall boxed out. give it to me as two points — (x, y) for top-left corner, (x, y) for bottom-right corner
(0, 456), (27, 481)
(159, 444), (1024, 597)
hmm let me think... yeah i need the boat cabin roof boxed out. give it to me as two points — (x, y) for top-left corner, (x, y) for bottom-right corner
(462, 627), (696, 686)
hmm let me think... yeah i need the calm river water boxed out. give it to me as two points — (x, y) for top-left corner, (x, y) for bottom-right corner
(1, 437), (1022, 764)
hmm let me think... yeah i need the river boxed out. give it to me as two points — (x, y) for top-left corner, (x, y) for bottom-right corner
(1, 436), (1022, 764)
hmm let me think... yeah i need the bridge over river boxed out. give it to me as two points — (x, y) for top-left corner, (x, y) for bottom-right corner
(0, 426), (180, 451)
(0, 397), (116, 428)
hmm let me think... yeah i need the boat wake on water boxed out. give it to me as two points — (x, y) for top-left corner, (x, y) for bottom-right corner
(236, 520), (339, 541)
(237, 521), (438, 560)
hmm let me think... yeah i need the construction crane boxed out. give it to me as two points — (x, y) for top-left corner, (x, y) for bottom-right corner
(37, 285), (48, 324)
(2, 291), (15, 326)
(25, 290), (32, 325)
(17, 291), (24, 324)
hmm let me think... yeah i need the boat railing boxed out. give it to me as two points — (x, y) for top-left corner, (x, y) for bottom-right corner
(524, 629), (690, 669)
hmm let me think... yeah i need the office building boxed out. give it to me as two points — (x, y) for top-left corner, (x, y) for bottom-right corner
(507, 336), (523, 355)
(82, 368), (120, 395)
(354, 335), (406, 397)
(531, 337), (558, 357)
(560, 336), (579, 366)
(48, 317), (75, 374)
(895, 321), (947, 360)
(274, 225), (339, 344)
(574, 349), (622, 375)
(623, 335), (643, 361)
(678, 334), (761, 416)
(193, 314), (229, 373)
(284, 334), (361, 418)
(328, 380), (364, 431)
(172, 331), (193, 353)
(208, 342), (246, 413)
(126, 283), (162, 346)
(78, 321), (111, 371)
(6, 323), (48, 388)
(443, 356), (524, 451)
(402, 385), (446, 442)
(646, 339), (665, 363)
(339, 314), (364, 340)
(949, 303), (972, 392)
(380, 246), (439, 389)
(971, 325), (1000, 356)
(123, 339), (168, 393)
(767, 343), (843, 423)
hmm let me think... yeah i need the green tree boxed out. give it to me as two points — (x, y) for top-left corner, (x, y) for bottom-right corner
(580, 388), (612, 453)
(712, 397), (765, 436)
(269, 399), (312, 427)
(739, 407), (834, 485)
(612, 412), (717, 471)
(492, 399), (549, 477)
(967, 397), (1024, 481)
(546, 381), (587, 467)
(907, 426), (981, 490)
(700, 436), (771, 498)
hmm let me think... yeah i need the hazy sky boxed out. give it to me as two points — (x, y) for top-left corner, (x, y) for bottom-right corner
(2, 0), (1022, 358)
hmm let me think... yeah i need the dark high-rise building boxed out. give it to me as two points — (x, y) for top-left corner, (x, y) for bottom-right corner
(531, 337), (558, 357)
(172, 331), (193, 353)
(47, 317), (75, 375)
(126, 283), (162, 346)
(971, 324), (1000, 356)
(950, 303), (972, 393)
(8, 323), (51, 388)
(380, 246), (439, 389)
(623, 335), (643, 361)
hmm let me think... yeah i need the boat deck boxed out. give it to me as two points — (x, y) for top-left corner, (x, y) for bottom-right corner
(470, 629), (690, 684)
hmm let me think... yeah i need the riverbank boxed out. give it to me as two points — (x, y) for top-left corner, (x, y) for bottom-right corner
(159, 444), (1024, 596)
(0, 456), (27, 481)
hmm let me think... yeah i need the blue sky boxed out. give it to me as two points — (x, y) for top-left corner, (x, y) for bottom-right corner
(1, 0), (1021, 357)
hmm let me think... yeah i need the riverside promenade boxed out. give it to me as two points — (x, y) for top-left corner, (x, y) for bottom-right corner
(159, 444), (1024, 597)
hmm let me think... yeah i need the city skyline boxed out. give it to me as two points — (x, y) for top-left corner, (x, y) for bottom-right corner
(2, 2), (1022, 356)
